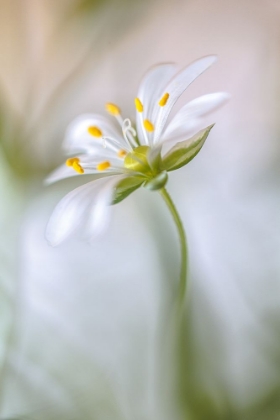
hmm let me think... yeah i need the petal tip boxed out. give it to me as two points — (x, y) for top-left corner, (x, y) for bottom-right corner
(206, 54), (218, 62)
(43, 176), (54, 187)
(223, 92), (231, 101)
(44, 232), (57, 247)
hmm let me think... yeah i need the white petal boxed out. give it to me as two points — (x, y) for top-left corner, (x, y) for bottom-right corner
(45, 175), (129, 246)
(44, 163), (95, 186)
(63, 114), (124, 154)
(44, 164), (81, 186)
(46, 176), (113, 246)
(136, 63), (177, 145)
(46, 181), (95, 246)
(85, 175), (128, 241)
(163, 92), (230, 140)
(44, 152), (118, 186)
(161, 119), (203, 146)
(181, 92), (230, 118)
(153, 55), (218, 143)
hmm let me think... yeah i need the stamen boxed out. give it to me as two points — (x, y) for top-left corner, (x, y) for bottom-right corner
(97, 161), (111, 171)
(102, 136), (126, 152)
(72, 161), (84, 174)
(118, 149), (127, 158)
(135, 97), (144, 113)
(105, 103), (121, 116)
(88, 126), (102, 137)
(158, 92), (169, 107)
(143, 119), (154, 132)
(66, 157), (80, 167)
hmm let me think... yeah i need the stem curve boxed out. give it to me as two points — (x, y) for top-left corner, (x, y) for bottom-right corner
(159, 187), (188, 307)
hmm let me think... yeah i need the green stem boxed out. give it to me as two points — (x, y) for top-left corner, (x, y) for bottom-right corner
(159, 187), (188, 306)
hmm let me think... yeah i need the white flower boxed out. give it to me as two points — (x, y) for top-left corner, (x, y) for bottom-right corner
(45, 56), (229, 246)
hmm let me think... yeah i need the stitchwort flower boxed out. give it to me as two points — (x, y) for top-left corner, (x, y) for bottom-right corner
(46, 55), (229, 251)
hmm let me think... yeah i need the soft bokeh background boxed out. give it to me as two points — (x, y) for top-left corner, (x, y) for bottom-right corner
(0, 0), (280, 418)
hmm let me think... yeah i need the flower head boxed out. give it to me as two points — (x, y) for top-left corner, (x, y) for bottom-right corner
(45, 56), (229, 245)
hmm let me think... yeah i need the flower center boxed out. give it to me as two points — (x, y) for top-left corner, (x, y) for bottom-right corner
(124, 145), (152, 175)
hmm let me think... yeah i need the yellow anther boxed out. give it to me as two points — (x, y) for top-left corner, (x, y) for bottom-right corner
(134, 97), (144, 113)
(66, 157), (80, 167)
(118, 149), (127, 158)
(72, 161), (84, 174)
(158, 92), (169, 107)
(105, 103), (121, 116)
(143, 119), (154, 132)
(97, 161), (111, 171)
(88, 126), (102, 137)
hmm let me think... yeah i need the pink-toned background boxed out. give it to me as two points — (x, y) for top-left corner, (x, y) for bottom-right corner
(0, 0), (280, 418)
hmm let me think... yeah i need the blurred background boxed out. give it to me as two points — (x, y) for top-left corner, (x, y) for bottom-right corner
(0, 0), (280, 418)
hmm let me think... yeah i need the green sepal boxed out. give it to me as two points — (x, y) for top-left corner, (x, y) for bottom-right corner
(147, 145), (162, 173)
(143, 171), (168, 191)
(112, 176), (145, 205)
(161, 125), (214, 172)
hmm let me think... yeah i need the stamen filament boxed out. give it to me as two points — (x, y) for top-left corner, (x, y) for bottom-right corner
(104, 104), (134, 149)
(102, 136), (130, 152)
(139, 113), (150, 145)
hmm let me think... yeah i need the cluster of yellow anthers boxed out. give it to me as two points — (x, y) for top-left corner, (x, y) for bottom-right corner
(66, 157), (84, 174)
(66, 92), (170, 174)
